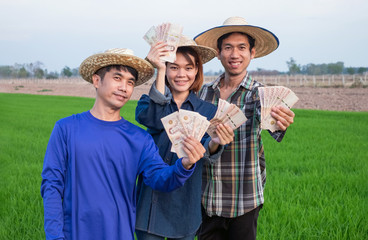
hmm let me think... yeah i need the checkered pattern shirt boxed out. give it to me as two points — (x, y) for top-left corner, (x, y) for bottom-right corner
(198, 73), (285, 218)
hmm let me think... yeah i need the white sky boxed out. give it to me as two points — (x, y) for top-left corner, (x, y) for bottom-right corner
(0, 0), (367, 73)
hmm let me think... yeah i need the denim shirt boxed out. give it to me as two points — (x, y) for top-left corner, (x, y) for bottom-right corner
(135, 83), (223, 238)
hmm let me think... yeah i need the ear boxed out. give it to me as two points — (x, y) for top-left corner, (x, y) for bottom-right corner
(250, 48), (256, 60)
(92, 74), (101, 89)
(216, 49), (221, 60)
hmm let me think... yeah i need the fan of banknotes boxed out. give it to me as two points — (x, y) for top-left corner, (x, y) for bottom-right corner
(143, 23), (183, 63)
(258, 86), (299, 132)
(161, 100), (247, 158)
(161, 109), (210, 158)
(206, 99), (247, 140)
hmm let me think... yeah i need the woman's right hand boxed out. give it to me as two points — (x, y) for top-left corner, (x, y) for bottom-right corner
(147, 42), (168, 71)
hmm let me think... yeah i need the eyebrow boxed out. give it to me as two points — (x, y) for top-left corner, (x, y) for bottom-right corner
(113, 72), (136, 81)
(224, 43), (248, 47)
(169, 63), (194, 67)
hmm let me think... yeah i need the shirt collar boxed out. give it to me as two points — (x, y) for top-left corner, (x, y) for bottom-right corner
(170, 91), (200, 108)
(211, 72), (255, 91)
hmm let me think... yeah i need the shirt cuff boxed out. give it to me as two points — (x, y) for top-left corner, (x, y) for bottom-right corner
(203, 137), (224, 164)
(271, 129), (286, 142)
(148, 81), (172, 105)
(175, 158), (196, 176)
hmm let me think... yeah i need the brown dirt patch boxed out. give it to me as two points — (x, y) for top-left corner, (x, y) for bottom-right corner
(1, 79), (367, 112)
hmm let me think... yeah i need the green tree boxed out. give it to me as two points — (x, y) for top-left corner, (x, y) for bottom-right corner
(286, 58), (301, 74)
(346, 67), (356, 75)
(0, 66), (13, 78)
(357, 67), (367, 74)
(17, 67), (30, 78)
(61, 66), (73, 78)
(46, 71), (59, 79)
(34, 68), (45, 79)
(327, 62), (344, 74)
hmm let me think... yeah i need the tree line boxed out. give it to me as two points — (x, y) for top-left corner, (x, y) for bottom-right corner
(285, 58), (367, 75)
(1, 59), (367, 79)
(0, 62), (79, 79)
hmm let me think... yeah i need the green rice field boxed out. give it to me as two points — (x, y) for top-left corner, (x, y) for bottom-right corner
(0, 93), (367, 239)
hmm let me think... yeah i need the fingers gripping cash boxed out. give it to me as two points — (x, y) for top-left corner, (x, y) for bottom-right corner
(161, 99), (247, 158)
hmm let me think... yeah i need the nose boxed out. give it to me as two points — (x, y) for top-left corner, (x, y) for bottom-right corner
(177, 68), (185, 77)
(118, 80), (127, 92)
(230, 48), (239, 58)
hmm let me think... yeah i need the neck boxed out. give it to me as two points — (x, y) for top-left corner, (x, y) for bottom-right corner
(172, 91), (190, 109)
(90, 103), (122, 121)
(222, 71), (248, 88)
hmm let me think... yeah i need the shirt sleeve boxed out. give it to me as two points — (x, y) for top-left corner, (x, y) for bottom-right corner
(135, 83), (173, 132)
(138, 134), (195, 192)
(148, 81), (172, 105)
(40, 123), (67, 240)
(202, 136), (224, 164)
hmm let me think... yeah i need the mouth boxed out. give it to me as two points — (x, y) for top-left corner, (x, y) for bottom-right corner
(114, 92), (128, 101)
(174, 80), (189, 86)
(229, 61), (241, 68)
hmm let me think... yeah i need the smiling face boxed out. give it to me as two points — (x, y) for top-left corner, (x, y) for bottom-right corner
(92, 66), (136, 111)
(218, 32), (256, 78)
(166, 52), (199, 97)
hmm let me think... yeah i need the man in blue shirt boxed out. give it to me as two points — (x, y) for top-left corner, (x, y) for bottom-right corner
(40, 48), (206, 240)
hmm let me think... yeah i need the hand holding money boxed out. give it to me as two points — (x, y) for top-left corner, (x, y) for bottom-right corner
(270, 106), (295, 131)
(181, 136), (206, 170)
(207, 99), (247, 140)
(161, 109), (210, 158)
(258, 86), (298, 132)
(209, 124), (234, 145)
(143, 23), (183, 63)
(146, 42), (169, 69)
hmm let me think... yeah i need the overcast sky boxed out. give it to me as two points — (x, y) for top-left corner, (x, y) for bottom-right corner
(0, 0), (367, 73)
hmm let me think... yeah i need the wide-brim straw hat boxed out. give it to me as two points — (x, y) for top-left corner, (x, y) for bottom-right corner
(178, 35), (217, 64)
(79, 48), (154, 86)
(194, 16), (279, 58)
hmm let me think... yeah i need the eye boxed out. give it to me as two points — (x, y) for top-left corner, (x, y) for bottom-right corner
(224, 46), (232, 51)
(170, 66), (178, 70)
(127, 80), (135, 86)
(186, 66), (194, 71)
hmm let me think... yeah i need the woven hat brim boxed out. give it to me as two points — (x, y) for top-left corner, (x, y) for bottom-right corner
(179, 45), (217, 64)
(194, 25), (279, 58)
(79, 53), (154, 86)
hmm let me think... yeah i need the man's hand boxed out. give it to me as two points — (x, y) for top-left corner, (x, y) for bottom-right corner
(212, 124), (234, 145)
(271, 106), (295, 131)
(181, 136), (206, 170)
(208, 124), (234, 154)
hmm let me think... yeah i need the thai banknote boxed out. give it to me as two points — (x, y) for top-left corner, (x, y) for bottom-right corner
(258, 86), (299, 132)
(143, 22), (183, 63)
(207, 99), (247, 140)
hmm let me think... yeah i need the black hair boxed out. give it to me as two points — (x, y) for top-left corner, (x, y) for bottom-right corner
(217, 32), (255, 52)
(95, 65), (138, 81)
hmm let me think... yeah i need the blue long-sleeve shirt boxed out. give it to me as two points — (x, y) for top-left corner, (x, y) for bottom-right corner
(40, 111), (195, 240)
(135, 84), (222, 238)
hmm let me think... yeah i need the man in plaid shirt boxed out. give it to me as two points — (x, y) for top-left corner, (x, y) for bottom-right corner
(194, 17), (296, 240)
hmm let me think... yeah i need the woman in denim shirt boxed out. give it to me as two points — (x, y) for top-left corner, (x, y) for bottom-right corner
(135, 36), (234, 240)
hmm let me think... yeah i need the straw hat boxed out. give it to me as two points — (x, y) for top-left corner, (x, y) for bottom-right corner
(194, 16), (279, 58)
(178, 35), (217, 63)
(79, 48), (154, 86)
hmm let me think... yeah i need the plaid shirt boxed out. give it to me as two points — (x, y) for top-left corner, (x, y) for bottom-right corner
(198, 73), (285, 218)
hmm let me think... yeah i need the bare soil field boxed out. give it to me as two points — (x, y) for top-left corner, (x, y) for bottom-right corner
(1, 78), (367, 112)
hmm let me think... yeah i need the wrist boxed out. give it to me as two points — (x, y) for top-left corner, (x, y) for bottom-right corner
(208, 140), (220, 154)
(181, 158), (194, 170)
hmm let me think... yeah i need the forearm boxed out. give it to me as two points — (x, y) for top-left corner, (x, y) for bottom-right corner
(155, 68), (166, 95)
